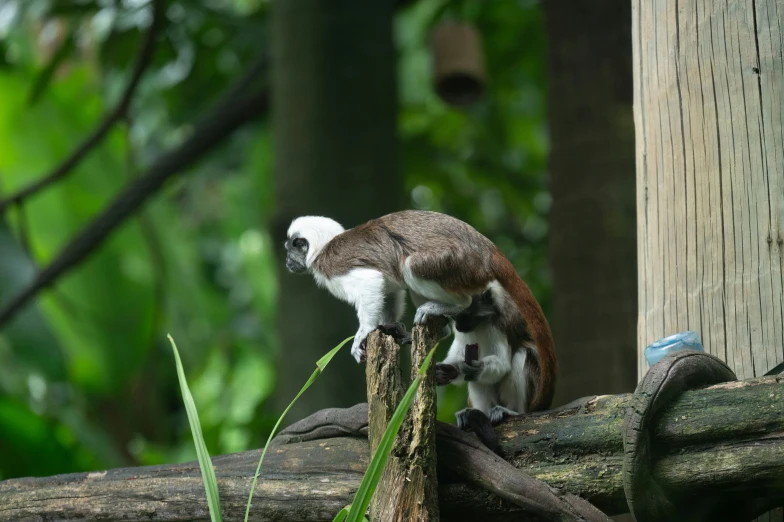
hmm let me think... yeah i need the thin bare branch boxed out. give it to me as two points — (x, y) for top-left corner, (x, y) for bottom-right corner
(0, 54), (269, 330)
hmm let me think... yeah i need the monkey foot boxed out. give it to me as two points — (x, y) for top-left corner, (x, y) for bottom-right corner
(413, 301), (466, 325)
(375, 322), (412, 345)
(435, 363), (459, 385)
(488, 405), (518, 425)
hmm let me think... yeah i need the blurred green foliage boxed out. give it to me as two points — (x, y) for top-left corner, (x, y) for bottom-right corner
(0, 0), (548, 479)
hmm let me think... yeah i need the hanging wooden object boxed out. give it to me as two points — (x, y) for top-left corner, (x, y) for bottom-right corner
(430, 20), (486, 106)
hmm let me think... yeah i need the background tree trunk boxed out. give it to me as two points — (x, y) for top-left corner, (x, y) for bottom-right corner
(545, 1), (638, 406)
(633, 0), (784, 520)
(270, 0), (401, 420)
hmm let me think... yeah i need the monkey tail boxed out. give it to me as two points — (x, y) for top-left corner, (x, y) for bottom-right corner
(490, 251), (557, 411)
(463, 409), (501, 455)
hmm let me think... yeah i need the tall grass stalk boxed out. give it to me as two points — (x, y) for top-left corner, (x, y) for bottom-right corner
(243, 336), (354, 522)
(168, 334), (223, 522)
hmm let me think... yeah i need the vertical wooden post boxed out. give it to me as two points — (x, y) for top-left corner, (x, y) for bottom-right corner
(633, 1), (784, 519)
(365, 320), (443, 522)
(633, 0), (784, 379)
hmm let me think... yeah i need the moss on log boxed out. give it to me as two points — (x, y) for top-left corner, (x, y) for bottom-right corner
(1, 375), (783, 520)
(497, 375), (784, 511)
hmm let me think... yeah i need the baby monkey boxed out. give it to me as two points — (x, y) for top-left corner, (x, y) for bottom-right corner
(436, 283), (555, 446)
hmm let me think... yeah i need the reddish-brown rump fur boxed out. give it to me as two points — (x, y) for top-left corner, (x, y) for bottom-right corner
(491, 251), (557, 411)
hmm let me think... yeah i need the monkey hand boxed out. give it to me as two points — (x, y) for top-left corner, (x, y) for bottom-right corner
(352, 325), (375, 363)
(435, 363), (459, 385)
(459, 360), (484, 382)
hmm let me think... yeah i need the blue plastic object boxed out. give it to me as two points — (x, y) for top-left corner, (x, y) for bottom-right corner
(644, 331), (704, 367)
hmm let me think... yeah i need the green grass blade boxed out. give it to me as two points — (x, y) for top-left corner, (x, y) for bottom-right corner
(344, 345), (437, 522)
(168, 334), (222, 522)
(244, 336), (354, 522)
(332, 506), (369, 522)
(332, 506), (350, 522)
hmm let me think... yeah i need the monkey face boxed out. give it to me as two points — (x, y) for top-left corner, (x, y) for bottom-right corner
(284, 234), (309, 273)
(453, 290), (496, 333)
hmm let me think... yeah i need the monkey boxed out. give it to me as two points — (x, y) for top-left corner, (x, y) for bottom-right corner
(435, 284), (557, 435)
(283, 210), (556, 380)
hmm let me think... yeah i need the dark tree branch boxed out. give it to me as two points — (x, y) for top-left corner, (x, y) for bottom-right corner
(0, 55), (269, 330)
(0, 0), (165, 215)
(435, 422), (611, 522)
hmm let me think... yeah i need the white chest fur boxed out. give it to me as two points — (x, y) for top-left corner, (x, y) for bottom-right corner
(453, 322), (511, 362)
(313, 268), (380, 304)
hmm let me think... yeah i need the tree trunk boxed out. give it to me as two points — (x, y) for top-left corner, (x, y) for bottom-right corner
(633, 0), (784, 519)
(545, 1), (638, 405)
(270, 0), (401, 420)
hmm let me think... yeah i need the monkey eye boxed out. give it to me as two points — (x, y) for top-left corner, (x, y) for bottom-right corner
(292, 237), (307, 248)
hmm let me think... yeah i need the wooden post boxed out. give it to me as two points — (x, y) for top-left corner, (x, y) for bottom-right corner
(633, 0), (784, 380)
(365, 320), (443, 522)
(633, 1), (784, 520)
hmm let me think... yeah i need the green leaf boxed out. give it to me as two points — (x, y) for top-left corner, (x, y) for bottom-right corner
(244, 336), (354, 522)
(168, 334), (222, 522)
(344, 346), (437, 522)
(332, 505), (369, 522)
(332, 506), (349, 522)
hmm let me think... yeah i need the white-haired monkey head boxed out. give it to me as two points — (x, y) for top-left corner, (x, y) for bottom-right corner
(284, 216), (345, 273)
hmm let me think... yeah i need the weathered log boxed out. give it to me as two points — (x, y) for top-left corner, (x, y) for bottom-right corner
(498, 375), (784, 512)
(2, 376), (783, 520)
(0, 435), (528, 522)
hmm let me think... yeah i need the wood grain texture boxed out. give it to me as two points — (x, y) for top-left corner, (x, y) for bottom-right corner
(633, 4), (784, 518)
(633, 3), (784, 520)
(365, 323), (441, 522)
(0, 437), (522, 522)
(633, 0), (784, 380)
(3, 376), (784, 520)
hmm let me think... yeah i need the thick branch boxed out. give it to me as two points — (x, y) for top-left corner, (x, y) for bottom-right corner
(0, 55), (269, 330)
(0, 0), (164, 215)
(2, 376), (783, 520)
(0, 437), (529, 522)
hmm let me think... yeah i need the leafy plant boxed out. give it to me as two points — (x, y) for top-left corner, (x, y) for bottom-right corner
(168, 334), (222, 522)
(244, 336), (354, 522)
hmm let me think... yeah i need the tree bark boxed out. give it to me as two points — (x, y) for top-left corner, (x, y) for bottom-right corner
(3, 375), (784, 521)
(633, 2), (784, 519)
(544, 0), (638, 405)
(270, 0), (401, 421)
(365, 323), (442, 521)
